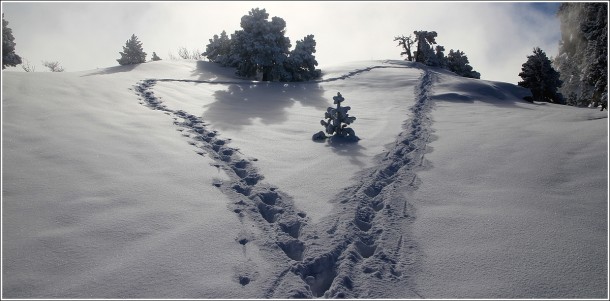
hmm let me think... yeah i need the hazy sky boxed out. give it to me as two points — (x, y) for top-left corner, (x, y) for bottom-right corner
(2, 1), (562, 84)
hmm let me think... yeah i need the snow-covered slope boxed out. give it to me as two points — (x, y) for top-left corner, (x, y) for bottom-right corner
(412, 69), (608, 298)
(2, 60), (607, 298)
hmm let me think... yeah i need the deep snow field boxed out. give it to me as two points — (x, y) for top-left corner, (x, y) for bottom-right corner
(2, 60), (607, 299)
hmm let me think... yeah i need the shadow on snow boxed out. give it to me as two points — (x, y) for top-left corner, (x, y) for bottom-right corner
(203, 82), (328, 131)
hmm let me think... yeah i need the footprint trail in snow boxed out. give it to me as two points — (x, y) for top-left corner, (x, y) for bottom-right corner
(133, 63), (435, 298)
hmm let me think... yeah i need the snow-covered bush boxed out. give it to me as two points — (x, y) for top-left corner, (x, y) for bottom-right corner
(151, 52), (161, 61)
(21, 58), (35, 72)
(117, 34), (147, 66)
(313, 92), (360, 142)
(42, 60), (64, 72)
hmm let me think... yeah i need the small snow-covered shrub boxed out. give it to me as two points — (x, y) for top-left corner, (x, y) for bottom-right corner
(151, 52), (162, 61)
(313, 92), (360, 142)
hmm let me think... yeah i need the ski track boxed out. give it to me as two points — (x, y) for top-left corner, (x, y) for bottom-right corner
(132, 63), (435, 298)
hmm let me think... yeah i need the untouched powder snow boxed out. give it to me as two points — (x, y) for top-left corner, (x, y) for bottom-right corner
(411, 69), (608, 298)
(2, 60), (607, 298)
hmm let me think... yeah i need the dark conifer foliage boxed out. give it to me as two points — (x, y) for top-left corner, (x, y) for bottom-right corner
(398, 30), (480, 79)
(117, 34), (147, 66)
(518, 47), (563, 103)
(3, 14), (22, 69)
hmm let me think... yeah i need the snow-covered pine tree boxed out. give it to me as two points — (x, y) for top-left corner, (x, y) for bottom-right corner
(285, 34), (321, 81)
(445, 49), (481, 79)
(555, 2), (608, 107)
(117, 34), (147, 66)
(203, 30), (234, 66)
(204, 8), (320, 82)
(313, 92), (359, 142)
(435, 45), (446, 68)
(231, 8), (291, 81)
(151, 52), (161, 61)
(581, 3), (607, 107)
(413, 30), (438, 66)
(518, 47), (563, 103)
(3, 14), (22, 69)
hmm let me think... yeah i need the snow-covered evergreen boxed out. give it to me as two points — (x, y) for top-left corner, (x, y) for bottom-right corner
(413, 31), (439, 66)
(518, 47), (562, 103)
(117, 34), (147, 66)
(203, 8), (320, 82)
(445, 49), (481, 79)
(434, 45), (446, 69)
(313, 92), (359, 142)
(405, 31), (480, 79)
(203, 30), (233, 66)
(554, 2), (608, 107)
(285, 34), (321, 81)
(2, 13), (22, 69)
(230, 8), (291, 81)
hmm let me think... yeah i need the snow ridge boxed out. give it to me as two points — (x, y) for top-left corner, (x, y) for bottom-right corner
(132, 65), (435, 298)
(317, 64), (410, 82)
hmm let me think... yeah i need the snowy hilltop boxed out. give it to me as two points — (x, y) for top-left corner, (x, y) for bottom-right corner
(2, 60), (607, 299)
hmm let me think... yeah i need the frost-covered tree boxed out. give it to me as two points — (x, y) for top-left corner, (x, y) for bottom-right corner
(445, 49), (481, 79)
(394, 35), (415, 61)
(117, 34), (147, 65)
(313, 92), (359, 142)
(204, 8), (320, 82)
(231, 8), (292, 81)
(203, 30), (234, 65)
(3, 14), (22, 69)
(435, 45), (446, 68)
(399, 31), (481, 78)
(285, 34), (321, 81)
(151, 52), (161, 61)
(555, 2), (607, 107)
(518, 47), (563, 103)
(413, 30), (438, 65)
(581, 3), (607, 107)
